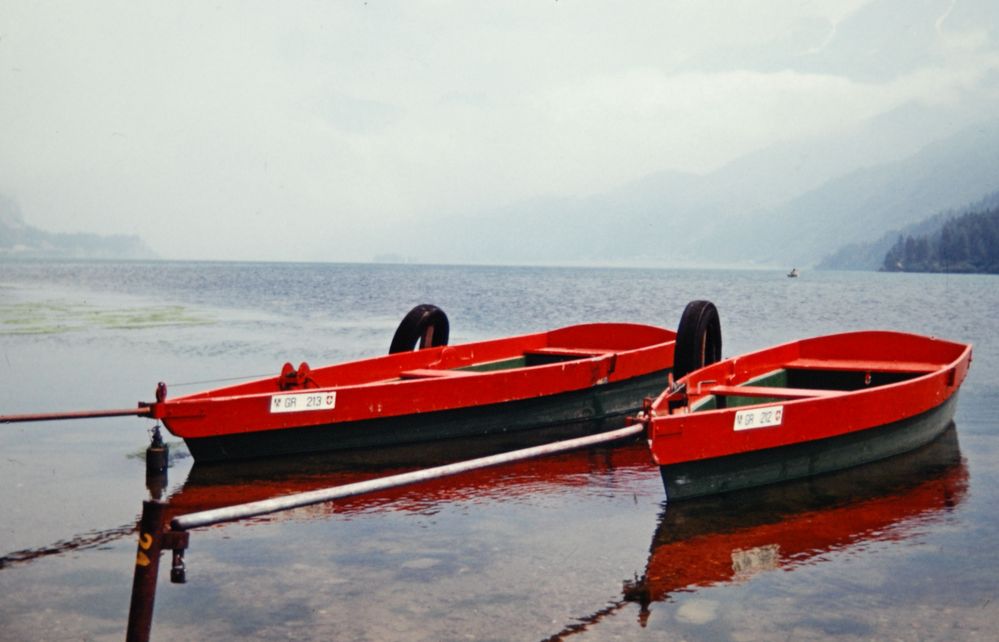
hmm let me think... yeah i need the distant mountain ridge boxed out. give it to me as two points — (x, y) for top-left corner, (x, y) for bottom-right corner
(398, 112), (999, 269)
(719, 121), (999, 267)
(0, 195), (156, 260)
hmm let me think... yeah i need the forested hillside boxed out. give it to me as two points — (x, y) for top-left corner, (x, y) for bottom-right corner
(882, 207), (999, 273)
(820, 190), (999, 270)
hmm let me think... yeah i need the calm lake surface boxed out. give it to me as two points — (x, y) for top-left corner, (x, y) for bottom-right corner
(1, 261), (997, 641)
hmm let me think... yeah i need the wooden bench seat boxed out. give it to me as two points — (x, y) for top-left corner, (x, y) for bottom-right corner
(399, 369), (475, 380)
(785, 358), (940, 374)
(707, 385), (844, 400)
(524, 347), (616, 358)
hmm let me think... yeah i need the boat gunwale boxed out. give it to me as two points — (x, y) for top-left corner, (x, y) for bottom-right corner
(172, 322), (675, 401)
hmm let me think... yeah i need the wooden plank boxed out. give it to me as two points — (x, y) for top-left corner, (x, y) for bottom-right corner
(707, 385), (843, 399)
(525, 347), (615, 358)
(786, 358), (940, 374)
(398, 369), (475, 379)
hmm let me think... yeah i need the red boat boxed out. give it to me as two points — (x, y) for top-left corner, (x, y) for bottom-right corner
(642, 330), (971, 500)
(149, 302), (721, 463)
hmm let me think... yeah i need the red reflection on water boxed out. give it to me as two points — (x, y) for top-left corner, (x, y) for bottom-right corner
(625, 427), (967, 622)
(540, 428), (967, 640)
(162, 435), (658, 525)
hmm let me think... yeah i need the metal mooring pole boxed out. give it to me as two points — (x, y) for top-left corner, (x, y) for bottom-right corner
(125, 500), (189, 642)
(126, 500), (165, 642)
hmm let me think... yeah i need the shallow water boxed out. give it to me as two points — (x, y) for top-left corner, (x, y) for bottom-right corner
(1, 261), (997, 640)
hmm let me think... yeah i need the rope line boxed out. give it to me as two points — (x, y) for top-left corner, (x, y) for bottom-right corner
(165, 372), (275, 387)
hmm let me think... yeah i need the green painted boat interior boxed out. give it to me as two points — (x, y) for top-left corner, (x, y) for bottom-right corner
(456, 351), (599, 373)
(457, 356), (529, 372)
(692, 367), (926, 412)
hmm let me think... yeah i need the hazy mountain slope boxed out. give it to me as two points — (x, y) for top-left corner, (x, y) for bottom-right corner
(713, 121), (999, 267)
(0, 195), (156, 259)
(409, 113), (999, 267)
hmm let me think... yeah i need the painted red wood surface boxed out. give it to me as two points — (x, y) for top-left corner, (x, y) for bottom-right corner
(647, 331), (972, 466)
(153, 323), (676, 440)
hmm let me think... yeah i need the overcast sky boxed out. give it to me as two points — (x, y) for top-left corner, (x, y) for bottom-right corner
(2, 1), (998, 261)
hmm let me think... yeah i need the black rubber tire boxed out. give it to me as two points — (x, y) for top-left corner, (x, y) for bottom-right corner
(389, 304), (450, 354)
(672, 300), (722, 380)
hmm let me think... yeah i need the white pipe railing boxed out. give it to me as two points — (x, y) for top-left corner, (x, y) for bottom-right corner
(172, 423), (644, 531)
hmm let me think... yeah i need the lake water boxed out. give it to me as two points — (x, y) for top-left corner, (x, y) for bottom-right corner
(1, 261), (997, 641)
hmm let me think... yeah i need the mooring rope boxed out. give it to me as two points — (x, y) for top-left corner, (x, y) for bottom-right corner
(164, 372), (275, 388)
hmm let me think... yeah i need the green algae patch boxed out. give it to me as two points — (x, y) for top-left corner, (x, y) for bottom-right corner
(0, 301), (212, 334)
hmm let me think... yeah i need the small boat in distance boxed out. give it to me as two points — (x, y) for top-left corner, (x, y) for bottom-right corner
(149, 302), (722, 463)
(641, 330), (971, 500)
(787, 267), (799, 277)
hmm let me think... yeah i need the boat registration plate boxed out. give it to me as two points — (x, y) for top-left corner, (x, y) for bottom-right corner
(270, 391), (337, 414)
(733, 405), (783, 431)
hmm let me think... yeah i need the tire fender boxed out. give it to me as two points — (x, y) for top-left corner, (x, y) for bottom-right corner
(389, 304), (450, 353)
(672, 300), (722, 380)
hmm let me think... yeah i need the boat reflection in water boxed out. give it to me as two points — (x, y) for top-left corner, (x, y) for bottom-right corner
(623, 424), (966, 626)
(161, 419), (656, 524)
(158, 421), (965, 641)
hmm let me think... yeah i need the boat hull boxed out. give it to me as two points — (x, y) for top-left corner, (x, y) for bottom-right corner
(151, 321), (678, 462)
(660, 392), (959, 500)
(184, 368), (669, 463)
(646, 330), (972, 500)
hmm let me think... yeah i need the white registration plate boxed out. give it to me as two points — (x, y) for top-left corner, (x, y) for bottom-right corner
(733, 405), (783, 431)
(270, 391), (337, 414)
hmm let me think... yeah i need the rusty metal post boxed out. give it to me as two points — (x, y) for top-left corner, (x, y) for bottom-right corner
(126, 500), (166, 642)
(146, 425), (169, 475)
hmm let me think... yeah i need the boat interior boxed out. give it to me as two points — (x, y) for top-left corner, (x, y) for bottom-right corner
(449, 347), (618, 373)
(689, 358), (941, 412)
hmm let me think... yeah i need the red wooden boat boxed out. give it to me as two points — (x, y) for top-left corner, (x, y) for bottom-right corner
(148, 302), (721, 463)
(642, 330), (971, 500)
